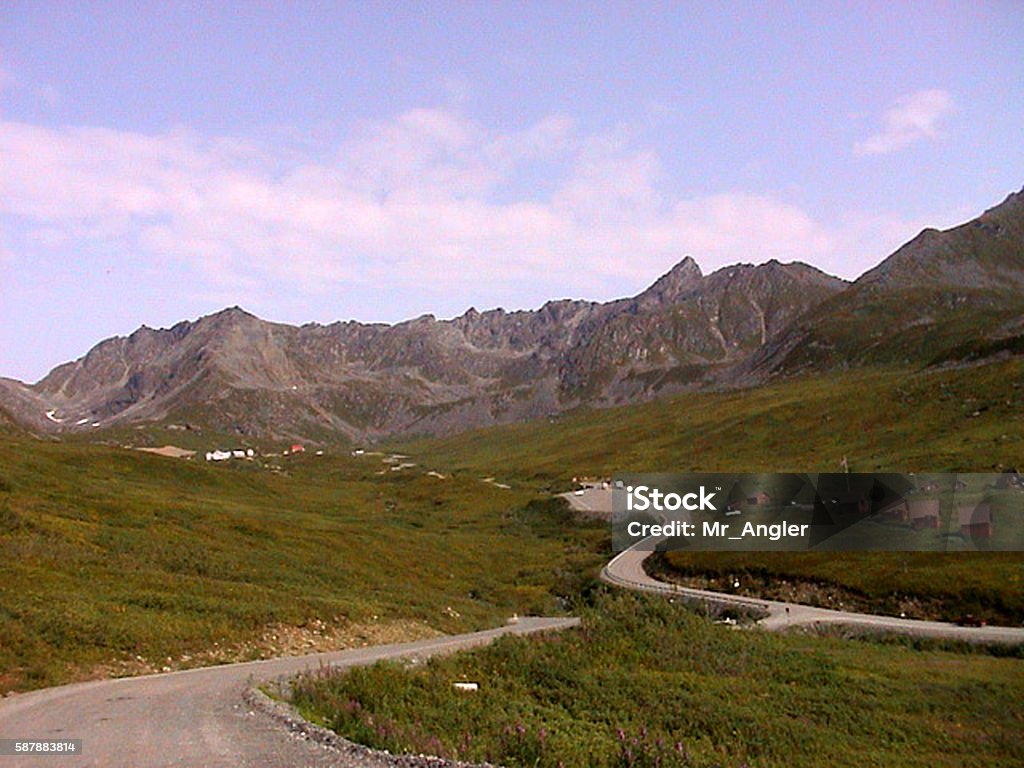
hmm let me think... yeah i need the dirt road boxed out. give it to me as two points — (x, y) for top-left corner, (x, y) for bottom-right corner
(0, 617), (578, 768)
(4, 536), (1022, 768)
(602, 539), (1024, 645)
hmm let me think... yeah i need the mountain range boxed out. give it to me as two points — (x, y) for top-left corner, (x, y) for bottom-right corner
(3, 187), (1023, 443)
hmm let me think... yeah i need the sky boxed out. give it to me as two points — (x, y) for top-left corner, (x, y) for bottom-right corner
(1, 2), (1023, 383)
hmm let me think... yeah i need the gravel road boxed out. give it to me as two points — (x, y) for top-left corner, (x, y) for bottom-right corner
(602, 538), (1024, 645)
(0, 617), (577, 768)
(4, 534), (1021, 768)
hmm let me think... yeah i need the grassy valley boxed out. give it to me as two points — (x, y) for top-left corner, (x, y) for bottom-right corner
(399, 359), (1024, 622)
(2, 355), (1023, 768)
(0, 437), (605, 693)
(3, 359), (1024, 694)
(274, 358), (1022, 766)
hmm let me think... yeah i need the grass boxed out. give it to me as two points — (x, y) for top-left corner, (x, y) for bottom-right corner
(290, 591), (1024, 768)
(398, 359), (1024, 481)
(651, 551), (1024, 625)
(0, 437), (605, 693)
(0, 356), (1021, 768)
(397, 360), (1024, 621)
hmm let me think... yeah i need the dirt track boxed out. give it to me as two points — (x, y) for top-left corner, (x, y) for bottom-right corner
(0, 617), (577, 768)
(4, 535), (1023, 768)
(601, 539), (1024, 645)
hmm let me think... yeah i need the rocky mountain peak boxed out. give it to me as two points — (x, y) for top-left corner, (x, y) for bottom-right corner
(986, 186), (1024, 215)
(634, 256), (704, 306)
(3, 185), (1021, 442)
(201, 306), (260, 327)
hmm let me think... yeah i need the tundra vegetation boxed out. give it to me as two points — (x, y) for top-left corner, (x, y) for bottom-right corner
(403, 359), (1024, 620)
(0, 436), (604, 693)
(1, 356), (1021, 724)
(283, 359), (1024, 764)
(290, 591), (1024, 768)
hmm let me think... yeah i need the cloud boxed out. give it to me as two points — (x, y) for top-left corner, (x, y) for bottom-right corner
(0, 108), (867, 314)
(854, 89), (955, 156)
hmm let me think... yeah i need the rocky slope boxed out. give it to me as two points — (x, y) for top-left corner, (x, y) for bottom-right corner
(0, 259), (844, 441)
(750, 188), (1024, 375)
(2, 186), (1022, 443)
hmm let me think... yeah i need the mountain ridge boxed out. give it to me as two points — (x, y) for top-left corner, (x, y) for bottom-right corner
(3, 186), (1023, 442)
(747, 187), (1024, 376)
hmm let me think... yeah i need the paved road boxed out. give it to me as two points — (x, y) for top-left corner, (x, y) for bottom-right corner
(602, 537), (1024, 645)
(0, 617), (578, 768)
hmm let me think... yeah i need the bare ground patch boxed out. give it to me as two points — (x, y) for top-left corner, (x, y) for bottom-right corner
(83, 618), (443, 681)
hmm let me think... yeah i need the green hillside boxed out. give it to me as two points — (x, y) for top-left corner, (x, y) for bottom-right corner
(401, 359), (1024, 621)
(401, 358), (1024, 480)
(768, 286), (1024, 372)
(2, 357), (1023, 694)
(273, 357), (1024, 768)
(0, 438), (604, 693)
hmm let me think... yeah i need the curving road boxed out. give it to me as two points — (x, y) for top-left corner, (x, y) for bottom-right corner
(3, 539), (1022, 768)
(0, 617), (577, 768)
(601, 536), (1024, 645)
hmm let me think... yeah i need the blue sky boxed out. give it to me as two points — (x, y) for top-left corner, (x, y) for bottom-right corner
(1, 2), (1023, 382)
